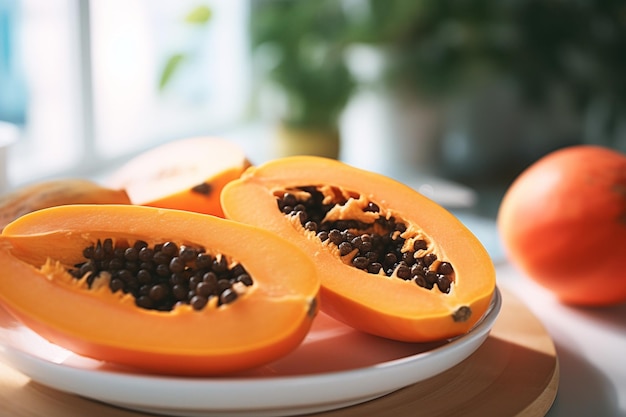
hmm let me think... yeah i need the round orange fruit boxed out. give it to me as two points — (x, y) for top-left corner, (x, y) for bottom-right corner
(497, 145), (626, 305)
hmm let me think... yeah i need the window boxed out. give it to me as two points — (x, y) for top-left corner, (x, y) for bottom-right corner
(90, 0), (250, 159)
(3, 0), (83, 184)
(3, 0), (250, 187)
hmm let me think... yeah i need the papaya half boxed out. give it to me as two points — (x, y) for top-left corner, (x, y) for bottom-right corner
(0, 204), (319, 375)
(221, 156), (496, 342)
(106, 137), (251, 217)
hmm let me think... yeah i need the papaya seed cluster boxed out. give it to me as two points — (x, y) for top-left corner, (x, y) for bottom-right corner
(69, 238), (253, 311)
(276, 186), (455, 293)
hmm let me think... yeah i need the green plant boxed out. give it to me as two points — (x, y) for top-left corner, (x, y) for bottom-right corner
(250, 0), (355, 131)
(346, 0), (626, 110)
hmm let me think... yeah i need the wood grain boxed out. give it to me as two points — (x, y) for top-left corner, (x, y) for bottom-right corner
(0, 289), (557, 417)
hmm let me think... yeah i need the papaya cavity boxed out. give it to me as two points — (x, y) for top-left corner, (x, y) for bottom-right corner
(275, 185), (456, 294)
(69, 238), (253, 311)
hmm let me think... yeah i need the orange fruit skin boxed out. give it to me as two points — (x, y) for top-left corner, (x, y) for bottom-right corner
(497, 145), (626, 306)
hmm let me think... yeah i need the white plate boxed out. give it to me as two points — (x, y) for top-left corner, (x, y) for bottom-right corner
(0, 289), (501, 417)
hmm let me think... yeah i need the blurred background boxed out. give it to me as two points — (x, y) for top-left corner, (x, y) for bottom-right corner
(1, 0), (626, 222)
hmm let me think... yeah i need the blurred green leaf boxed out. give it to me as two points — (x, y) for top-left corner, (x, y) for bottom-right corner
(157, 5), (212, 92)
(185, 5), (212, 25)
(159, 53), (187, 90)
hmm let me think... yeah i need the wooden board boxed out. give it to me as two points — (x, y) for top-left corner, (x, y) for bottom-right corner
(0, 288), (558, 417)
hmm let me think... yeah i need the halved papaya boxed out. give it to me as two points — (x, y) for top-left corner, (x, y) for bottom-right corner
(221, 156), (496, 342)
(0, 204), (319, 375)
(106, 137), (251, 217)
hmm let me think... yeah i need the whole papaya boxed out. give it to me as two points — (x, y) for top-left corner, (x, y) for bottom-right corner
(498, 145), (626, 305)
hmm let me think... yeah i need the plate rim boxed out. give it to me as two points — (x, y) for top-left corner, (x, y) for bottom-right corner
(0, 288), (501, 415)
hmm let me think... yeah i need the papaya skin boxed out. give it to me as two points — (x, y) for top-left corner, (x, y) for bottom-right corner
(0, 179), (130, 231)
(0, 204), (319, 375)
(221, 156), (496, 342)
(498, 145), (626, 306)
(106, 137), (251, 217)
